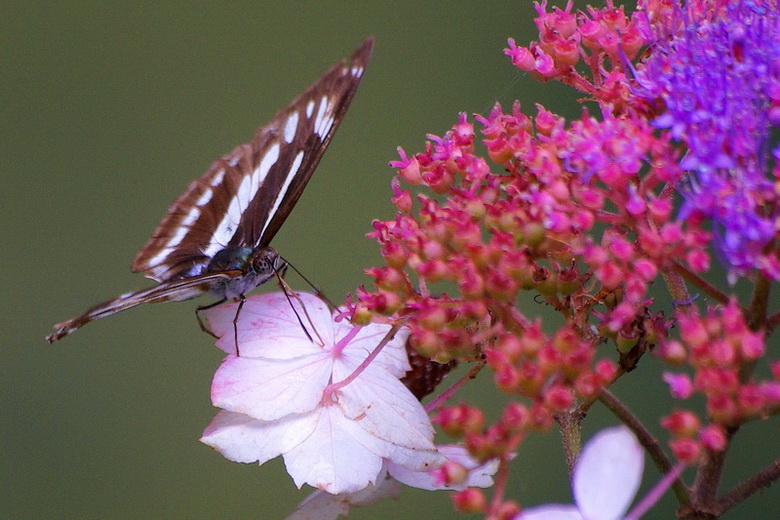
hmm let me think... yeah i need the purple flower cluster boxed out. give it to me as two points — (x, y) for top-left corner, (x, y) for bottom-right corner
(637, 1), (780, 280)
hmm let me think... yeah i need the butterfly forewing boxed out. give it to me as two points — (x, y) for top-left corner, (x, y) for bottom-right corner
(132, 38), (374, 280)
(48, 38), (374, 343)
(245, 45), (372, 249)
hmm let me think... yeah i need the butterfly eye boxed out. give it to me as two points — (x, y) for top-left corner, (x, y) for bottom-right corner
(249, 248), (281, 277)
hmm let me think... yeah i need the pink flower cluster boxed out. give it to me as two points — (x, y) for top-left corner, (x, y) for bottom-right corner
(659, 300), (780, 463)
(354, 0), (778, 517)
(504, 0), (646, 111)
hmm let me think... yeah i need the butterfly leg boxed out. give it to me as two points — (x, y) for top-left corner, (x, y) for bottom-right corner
(232, 296), (246, 357)
(273, 262), (312, 341)
(196, 298), (227, 339)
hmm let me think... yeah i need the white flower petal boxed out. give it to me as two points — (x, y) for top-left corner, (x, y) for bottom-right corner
(517, 504), (584, 520)
(287, 469), (401, 520)
(388, 445), (498, 491)
(283, 406), (385, 494)
(286, 490), (350, 520)
(211, 352), (333, 420)
(338, 321), (411, 377)
(200, 410), (316, 465)
(573, 426), (644, 520)
(206, 293), (334, 358)
(336, 364), (439, 458)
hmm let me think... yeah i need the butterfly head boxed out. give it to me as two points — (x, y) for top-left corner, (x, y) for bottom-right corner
(248, 247), (283, 279)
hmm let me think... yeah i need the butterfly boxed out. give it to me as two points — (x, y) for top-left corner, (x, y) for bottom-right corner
(46, 38), (374, 343)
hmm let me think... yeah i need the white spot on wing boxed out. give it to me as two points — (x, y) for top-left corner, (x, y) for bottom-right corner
(205, 142), (280, 257)
(306, 100), (315, 118)
(146, 246), (176, 270)
(351, 65), (364, 77)
(196, 187), (213, 207)
(181, 205), (201, 228)
(255, 142), (280, 185)
(314, 96), (333, 137)
(319, 115), (334, 138)
(260, 151), (304, 238)
(210, 169), (225, 187)
(283, 111), (299, 143)
(144, 195), (206, 271)
(163, 226), (189, 250)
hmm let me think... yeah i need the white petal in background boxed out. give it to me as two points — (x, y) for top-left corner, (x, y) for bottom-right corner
(517, 426), (644, 520)
(573, 426), (644, 520)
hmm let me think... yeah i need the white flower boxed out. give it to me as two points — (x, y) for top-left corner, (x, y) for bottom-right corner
(287, 445), (499, 520)
(200, 292), (443, 495)
(517, 426), (644, 520)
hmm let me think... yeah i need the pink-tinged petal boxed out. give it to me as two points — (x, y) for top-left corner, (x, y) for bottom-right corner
(335, 363), (439, 458)
(200, 410), (316, 465)
(283, 406), (386, 494)
(211, 352), (333, 420)
(516, 505), (583, 520)
(573, 426), (644, 520)
(388, 445), (498, 491)
(205, 292), (334, 358)
(287, 470), (401, 520)
(286, 490), (350, 520)
(662, 372), (694, 399)
(339, 321), (411, 377)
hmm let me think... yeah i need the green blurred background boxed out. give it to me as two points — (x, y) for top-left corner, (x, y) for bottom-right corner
(2, 2), (777, 519)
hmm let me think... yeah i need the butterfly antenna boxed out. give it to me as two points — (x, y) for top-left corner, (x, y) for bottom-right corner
(279, 255), (338, 311)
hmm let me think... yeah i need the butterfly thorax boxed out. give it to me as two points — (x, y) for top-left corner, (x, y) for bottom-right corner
(204, 246), (281, 300)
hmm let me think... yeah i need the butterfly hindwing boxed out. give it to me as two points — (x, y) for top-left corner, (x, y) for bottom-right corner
(46, 271), (243, 342)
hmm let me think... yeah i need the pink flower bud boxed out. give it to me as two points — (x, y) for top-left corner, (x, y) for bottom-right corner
(496, 333), (523, 363)
(670, 438), (701, 464)
(700, 424), (727, 452)
(544, 385), (575, 412)
(648, 197), (673, 222)
(662, 410), (701, 437)
(580, 20), (604, 49)
(574, 372), (602, 399)
(501, 402), (529, 432)
(595, 359), (618, 383)
(453, 488), (486, 513)
(436, 404), (484, 437)
(761, 382), (780, 406)
(740, 331), (765, 360)
(663, 372), (694, 399)
(659, 340), (688, 365)
(411, 328), (440, 357)
(504, 39), (536, 72)
(438, 461), (469, 486)
(707, 394), (739, 424)
(495, 364), (521, 393)
(737, 384), (765, 417)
